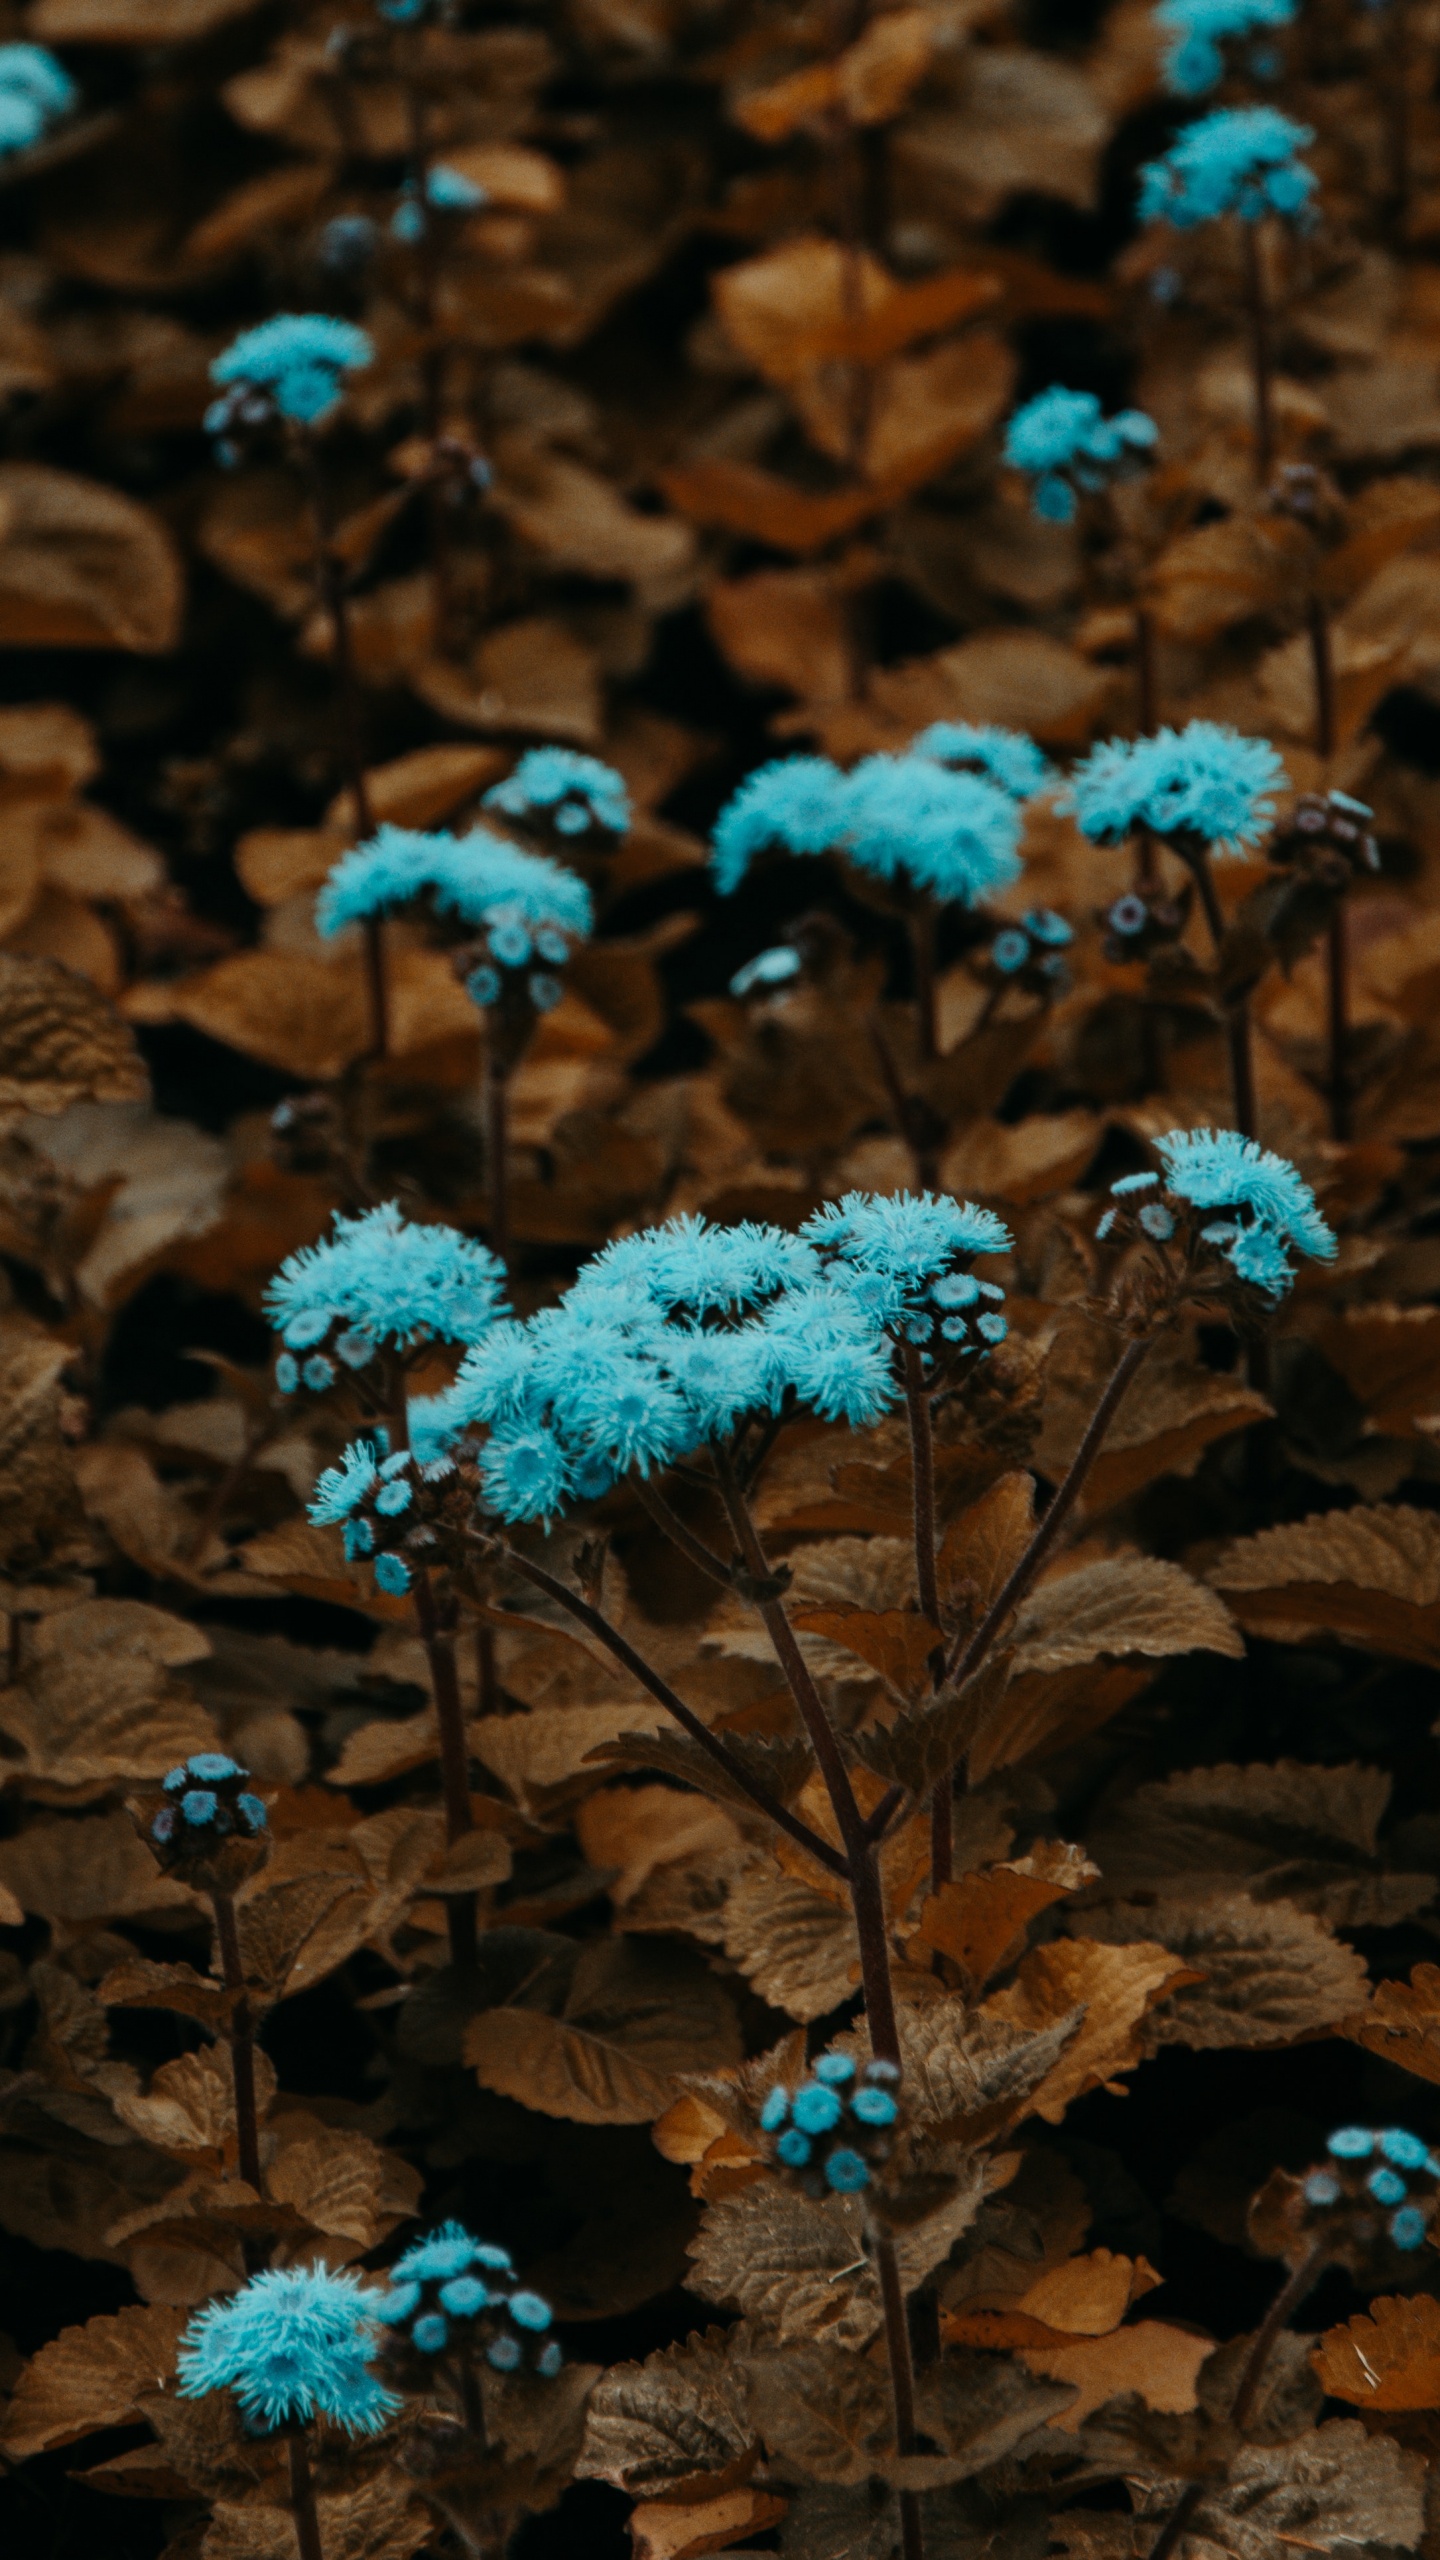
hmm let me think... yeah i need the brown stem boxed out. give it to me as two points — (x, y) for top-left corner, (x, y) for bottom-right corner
(302, 442), (385, 1057)
(288, 2434), (325, 2560)
(867, 1015), (935, 1192)
(1189, 844), (1257, 1140)
(485, 1053), (510, 1271)
(468, 1532), (849, 1877)
(411, 1563), (477, 1970)
(945, 1335), (1151, 1687)
(1307, 593), (1351, 1142)
(910, 905), (938, 1066)
(1306, 591), (1336, 761)
(901, 1344), (949, 1891)
(1242, 219), (1275, 488)
(1147, 2242), (1329, 2560)
(212, 1888), (265, 2276)
(632, 1475), (735, 1589)
(875, 2228), (923, 2560)
(1135, 601), (1160, 736)
(457, 2337), (485, 2441)
(711, 1446), (901, 2067)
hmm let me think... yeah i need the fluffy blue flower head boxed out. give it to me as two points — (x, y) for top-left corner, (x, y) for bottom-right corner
(177, 2264), (399, 2436)
(0, 45), (75, 158)
(802, 1191), (1012, 1353)
(841, 755), (1023, 905)
(484, 748), (630, 839)
(911, 722), (1054, 803)
(1138, 106), (1316, 227)
(266, 1202), (508, 1358)
(317, 823), (593, 943)
(209, 314), (373, 428)
(372, 2224), (562, 2377)
(1152, 1127), (1336, 1295)
(1003, 388), (1159, 524)
(711, 758), (849, 895)
(1068, 722), (1285, 855)
(1157, 0), (1295, 95)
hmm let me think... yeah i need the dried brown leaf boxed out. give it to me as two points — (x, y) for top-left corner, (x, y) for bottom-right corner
(983, 1939), (1199, 2121)
(1075, 1893), (1369, 2049)
(1312, 2293), (1440, 2410)
(1210, 1503), (1440, 1665)
(1013, 1555), (1242, 1673)
(0, 2303), (186, 2458)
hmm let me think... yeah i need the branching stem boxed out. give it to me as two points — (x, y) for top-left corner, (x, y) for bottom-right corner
(632, 1475), (735, 1588)
(1188, 843), (1257, 1140)
(1306, 592), (1351, 1141)
(412, 1563), (478, 1970)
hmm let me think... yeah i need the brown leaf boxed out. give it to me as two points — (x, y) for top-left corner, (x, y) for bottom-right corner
(574, 1787), (744, 1907)
(1035, 1319), (1271, 1512)
(1314, 1305), (1440, 1437)
(114, 2043), (278, 2163)
(202, 2471), (429, 2560)
(1209, 1503), (1440, 1665)
(630, 2487), (786, 2560)
(467, 1938), (742, 2123)
(1176, 2419), (1424, 2559)
(0, 953), (147, 1123)
(1084, 1760), (1428, 1929)
(908, 1845), (1096, 1991)
(577, 2327), (757, 2497)
(99, 1956), (233, 2032)
(791, 1604), (942, 1694)
(1147, 511), (1310, 643)
(0, 2303), (186, 2458)
(1012, 1555), (1242, 1673)
(1074, 1893), (1369, 2049)
(1312, 2294), (1440, 2410)
(983, 1938), (1199, 2121)
(414, 615), (604, 747)
(895, 49), (1107, 226)
(0, 1807), (197, 1924)
(1020, 2321), (1212, 2432)
(1342, 1962), (1440, 2085)
(0, 465), (181, 651)
(707, 568), (853, 707)
(34, 0), (259, 33)
(266, 2130), (384, 2247)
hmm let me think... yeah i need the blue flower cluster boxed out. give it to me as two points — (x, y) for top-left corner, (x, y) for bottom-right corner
(151, 1753), (267, 1853)
(0, 45), (75, 161)
(710, 752), (1024, 906)
(760, 2050), (900, 2196)
(1068, 721), (1286, 855)
(418, 1196), (1011, 1524)
(483, 747), (631, 841)
(1304, 2125), (1439, 2255)
(911, 722), (1055, 803)
(989, 907), (1074, 981)
(1003, 388), (1158, 524)
(207, 314), (373, 437)
(1095, 1128), (1335, 1297)
(309, 1435), (459, 1594)
(1157, 0), (1295, 95)
(392, 160), (487, 241)
(373, 2222), (562, 2377)
(266, 1202), (508, 1380)
(731, 946), (803, 1000)
(1138, 105), (1316, 228)
(316, 824), (591, 1014)
(178, 2264), (400, 2436)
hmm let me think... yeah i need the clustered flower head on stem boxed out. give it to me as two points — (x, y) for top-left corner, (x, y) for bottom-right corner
(760, 2048), (902, 2198)
(710, 757), (852, 896)
(982, 906), (1074, 996)
(911, 721), (1055, 803)
(266, 1200), (509, 1405)
(484, 747), (631, 846)
(1068, 721), (1286, 856)
(1138, 105), (1317, 228)
(1269, 789), (1379, 885)
(0, 44), (75, 161)
(141, 1752), (269, 1892)
(315, 824), (592, 1019)
(1250, 2125), (1440, 2281)
(178, 2264), (400, 2436)
(392, 160), (487, 242)
(308, 1429), (468, 1594)
(1095, 1126), (1336, 1301)
(1003, 387), (1158, 524)
(206, 314), (374, 458)
(1157, 0), (1296, 97)
(373, 2221), (563, 2380)
(842, 754), (1024, 905)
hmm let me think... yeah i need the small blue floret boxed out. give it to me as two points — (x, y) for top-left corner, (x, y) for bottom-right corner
(824, 2149), (870, 2193)
(1378, 2128), (1430, 2170)
(792, 2083), (843, 2136)
(760, 2086), (791, 2130)
(851, 2086), (898, 2127)
(413, 2312), (448, 2353)
(776, 2128), (812, 2167)
(1328, 2125), (1375, 2160)
(1369, 2167), (1408, 2207)
(1391, 2206), (1429, 2251)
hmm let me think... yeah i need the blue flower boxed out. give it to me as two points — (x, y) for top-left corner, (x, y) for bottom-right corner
(1138, 106), (1316, 228)
(813, 2052), (855, 2086)
(840, 755), (1022, 905)
(189, 1754), (243, 1783)
(731, 946), (803, 998)
(756, 1287), (896, 1425)
(1024, 907), (1072, 947)
(573, 1216), (819, 1319)
(1154, 1126), (1336, 1295)
(1379, 2129), (1431, 2171)
(480, 1423), (572, 1524)
(911, 723), (1054, 802)
(177, 2264), (399, 2436)
(851, 2085), (898, 2126)
(0, 44), (75, 159)
(509, 2290), (552, 2332)
(209, 314), (373, 428)
(992, 928), (1030, 974)
(1328, 2126), (1374, 2160)
(412, 2312), (448, 2352)
(564, 1357), (691, 1477)
(484, 748), (630, 838)
(1003, 388), (1158, 523)
(394, 2222), (499, 2284)
(426, 162), (487, 210)
(1157, 0), (1296, 95)
(1393, 2207), (1429, 2251)
(316, 823), (593, 945)
(776, 2127), (812, 2167)
(1303, 2168), (1341, 2206)
(710, 758), (850, 895)
(760, 2086), (791, 2130)
(1369, 2167), (1408, 2206)
(803, 1192), (1011, 1294)
(1068, 722), (1286, 854)
(825, 2149), (870, 2193)
(792, 2082), (843, 2136)
(309, 1440), (381, 1526)
(374, 1552), (411, 1595)
(267, 1202), (508, 1353)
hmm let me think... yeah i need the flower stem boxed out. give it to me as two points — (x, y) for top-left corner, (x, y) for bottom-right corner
(1242, 218), (1274, 488)
(211, 1887), (265, 2269)
(910, 905), (938, 1066)
(1188, 844), (1257, 1140)
(711, 1446), (902, 2069)
(411, 1563), (477, 1970)
(1146, 2240), (1329, 2560)
(874, 2226), (923, 2560)
(468, 1532), (849, 1877)
(944, 1334), (1151, 1689)
(485, 1053), (510, 1271)
(867, 1015), (938, 1192)
(632, 1475), (736, 1588)
(900, 1343), (949, 1892)
(301, 441), (386, 1058)
(288, 2433), (325, 2560)
(1306, 592), (1351, 1141)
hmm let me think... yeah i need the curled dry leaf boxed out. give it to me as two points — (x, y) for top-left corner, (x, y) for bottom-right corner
(983, 1938), (1200, 2122)
(0, 2303), (187, 2460)
(1312, 2295), (1440, 2411)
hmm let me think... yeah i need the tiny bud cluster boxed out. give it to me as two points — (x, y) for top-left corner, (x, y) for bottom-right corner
(760, 2052), (901, 2197)
(1269, 790), (1379, 883)
(1094, 1127), (1336, 1302)
(143, 1754), (269, 1890)
(1003, 386), (1157, 524)
(982, 906), (1074, 993)
(373, 2222), (562, 2379)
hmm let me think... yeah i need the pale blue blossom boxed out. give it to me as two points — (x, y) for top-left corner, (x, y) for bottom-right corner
(754, 1287), (896, 1424)
(316, 823), (593, 943)
(209, 314), (373, 429)
(841, 755), (1023, 903)
(711, 758), (850, 894)
(911, 723), (1054, 801)
(0, 44), (74, 158)
(1003, 388), (1158, 523)
(178, 2265), (398, 2436)
(1138, 105), (1316, 227)
(266, 1202), (508, 1354)
(484, 747), (630, 838)
(1068, 722), (1285, 854)
(1157, 0), (1295, 95)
